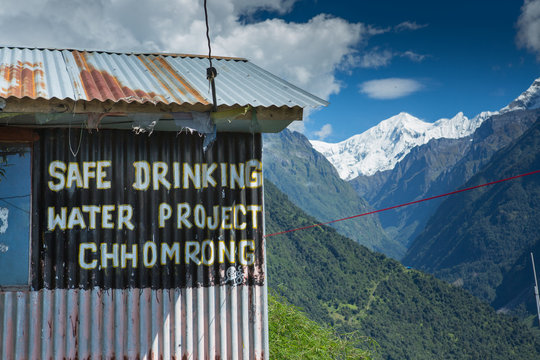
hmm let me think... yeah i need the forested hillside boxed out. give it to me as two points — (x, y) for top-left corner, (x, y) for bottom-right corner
(264, 180), (540, 359)
(263, 130), (402, 258)
(351, 109), (540, 250)
(404, 116), (540, 313)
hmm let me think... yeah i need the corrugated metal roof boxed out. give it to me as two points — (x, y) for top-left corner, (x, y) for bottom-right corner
(0, 46), (328, 109)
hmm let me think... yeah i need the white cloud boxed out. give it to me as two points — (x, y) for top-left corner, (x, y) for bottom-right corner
(314, 124), (333, 140)
(211, 15), (366, 100)
(360, 78), (423, 99)
(394, 21), (428, 32)
(517, 0), (540, 59)
(401, 50), (427, 62)
(0, 1), (428, 103)
(345, 48), (427, 69)
(0, 1), (368, 101)
(357, 49), (394, 68)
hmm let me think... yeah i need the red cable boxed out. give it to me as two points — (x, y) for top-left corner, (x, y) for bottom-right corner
(264, 169), (540, 238)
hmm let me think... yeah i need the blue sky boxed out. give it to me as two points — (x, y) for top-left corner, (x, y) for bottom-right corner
(267, 0), (540, 141)
(0, 0), (539, 142)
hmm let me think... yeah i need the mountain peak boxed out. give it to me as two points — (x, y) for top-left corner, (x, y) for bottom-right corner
(501, 77), (540, 113)
(311, 111), (490, 179)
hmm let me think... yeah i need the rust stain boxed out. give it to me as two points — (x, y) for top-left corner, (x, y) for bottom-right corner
(0, 51), (212, 107)
(0, 60), (46, 98)
(153, 56), (209, 105)
(71, 51), (166, 104)
(136, 55), (185, 104)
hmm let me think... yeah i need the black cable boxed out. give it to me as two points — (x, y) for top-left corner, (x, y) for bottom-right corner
(204, 0), (218, 112)
(204, 0), (213, 69)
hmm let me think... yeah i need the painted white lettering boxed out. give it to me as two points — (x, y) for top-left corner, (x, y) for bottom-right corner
(143, 242), (158, 267)
(159, 203), (172, 228)
(48, 161), (66, 191)
(121, 244), (138, 268)
(177, 203), (192, 229)
(247, 205), (262, 229)
(153, 162), (171, 190)
(202, 163), (217, 188)
(66, 163), (84, 188)
(117, 205), (134, 230)
(132, 161), (150, 190)
(185, 241), (201, 265)
(161, 243), (180, 265)
(101, 243), (119, 268)
(102, 205), (115, 229)
(96, 161), (112, 189)
(239, 240), (255, 265)
(82, 162), (96, 189)
(79, 243), (98, 269)
(67, 207), (86, 229)
(82, 205), (101, 229)
(245, 159), (262, 188)
(47, 207), (67, 230)
(218, 240), (236, 263)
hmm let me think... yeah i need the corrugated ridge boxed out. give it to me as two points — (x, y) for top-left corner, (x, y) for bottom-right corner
(0, 47), (328, 109)
(0, 287), (267, 359)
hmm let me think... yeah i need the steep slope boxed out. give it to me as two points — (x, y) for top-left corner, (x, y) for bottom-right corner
(264, 180), (540, 359)
(351, 109), (540, 249)
(311, 111), (493, 179)
(263, 129), (403, 258)
(403, 117), (540, 307)
(268, 294), (373, 359)
(501, 77), (540, 113)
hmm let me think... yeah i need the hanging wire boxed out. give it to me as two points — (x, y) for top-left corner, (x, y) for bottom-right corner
(204, 0), (213, 69)
(68, 101), (83, 157)
(204, 0), (218, 112)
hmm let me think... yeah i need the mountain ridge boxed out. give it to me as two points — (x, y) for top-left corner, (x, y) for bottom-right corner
(263, 129), (403, 258)
(351, 109), (540, 250)
(311, 76), (540, 180)
(312, 111), (494, 179)
(403, 116), (540, 312)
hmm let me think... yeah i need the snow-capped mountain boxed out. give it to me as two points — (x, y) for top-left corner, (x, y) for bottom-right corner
(500, 77), (540, 113)
(311, 111), (495, 180)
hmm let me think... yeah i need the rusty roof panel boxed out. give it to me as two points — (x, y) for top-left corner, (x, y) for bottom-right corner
(0, 47), (75, 100)
(0, 46), (328, 109)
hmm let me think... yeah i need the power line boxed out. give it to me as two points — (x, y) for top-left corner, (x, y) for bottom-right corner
(264, 169), (540, 238)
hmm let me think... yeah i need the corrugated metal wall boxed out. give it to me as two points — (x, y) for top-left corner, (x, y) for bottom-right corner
(0, 128), (268, 359)
(0, 286), (267, 359)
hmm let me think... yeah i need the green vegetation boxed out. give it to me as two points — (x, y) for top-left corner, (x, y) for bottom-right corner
(265, 180), (540, 359)
(404, 117), (540, 314)
(263, 130), (403, 258)
(351, 109), (540, 251)
(269, 293), (375, 359)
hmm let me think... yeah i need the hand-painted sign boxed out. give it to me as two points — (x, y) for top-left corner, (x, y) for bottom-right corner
(33, 129), (265, 290)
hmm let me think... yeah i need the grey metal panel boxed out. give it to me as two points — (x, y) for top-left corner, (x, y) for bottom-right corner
(0, 286), (267, 359)
(0, 46), (328, 108)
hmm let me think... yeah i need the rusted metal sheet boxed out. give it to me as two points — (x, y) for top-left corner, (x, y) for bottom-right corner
(0, 286), (267, 359)
(0, 47), (74, 100)
(0, 46), (328, 109)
